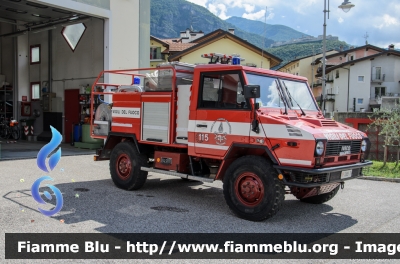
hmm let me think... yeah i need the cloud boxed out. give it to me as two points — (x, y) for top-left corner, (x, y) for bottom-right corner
(208, 3), (230, 20)
(186, 0), (208, 8)
(243, 4), (255, 13)
(208, 3), (218, 15)
(338, 17), (344, 23)
(291, 0), (317, 15)
(374, 14), (399, 29)
(217, 3), (230, 19)
(242, 9), (266, 20)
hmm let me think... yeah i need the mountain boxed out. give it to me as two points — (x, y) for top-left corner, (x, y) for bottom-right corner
(150, 0), (351, 65)
(226, 16), (311, 43)
(150, 0), (275, 48)
(266, 40), (350, 66)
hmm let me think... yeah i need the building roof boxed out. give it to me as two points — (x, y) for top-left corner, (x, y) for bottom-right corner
(313, 44), (385, 64)
(316, 49), (400, 76)
(168, 29), (282, 67)
(275, 50), (337, 71)
(168, 42), (198, 52)
(150, 35), (169, 46)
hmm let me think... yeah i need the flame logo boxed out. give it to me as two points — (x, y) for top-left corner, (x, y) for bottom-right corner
(32, 126), (63, 217)
(31, 176), (63, 217)
(37, 126), (62, 173)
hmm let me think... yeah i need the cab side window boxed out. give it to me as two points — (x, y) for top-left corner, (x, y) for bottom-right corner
(199, 72), (248, 109)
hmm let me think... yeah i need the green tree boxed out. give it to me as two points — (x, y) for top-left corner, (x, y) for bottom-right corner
(369, 106), (400, 169)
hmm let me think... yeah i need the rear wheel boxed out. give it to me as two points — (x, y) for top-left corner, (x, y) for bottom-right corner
(110, 141), (148, 190)
(223, 156), (285, 221)
(0, 128), (7, 139)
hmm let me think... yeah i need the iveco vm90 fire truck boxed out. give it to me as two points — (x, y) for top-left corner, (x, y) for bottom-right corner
(90, 54), (372, 221)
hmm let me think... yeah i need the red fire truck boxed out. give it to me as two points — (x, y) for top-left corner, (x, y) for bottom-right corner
(90, 54), (372, 221)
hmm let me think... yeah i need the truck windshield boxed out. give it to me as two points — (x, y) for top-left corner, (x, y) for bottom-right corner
(245, 73), (318, 111)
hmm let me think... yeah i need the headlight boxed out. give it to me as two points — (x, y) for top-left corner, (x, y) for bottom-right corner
(361, 140), (367, 152)
(315, 141), (324, 156)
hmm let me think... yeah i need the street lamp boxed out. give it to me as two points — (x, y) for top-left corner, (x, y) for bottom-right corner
(338, 0), (355, 13)
(321, 0), (354, 115)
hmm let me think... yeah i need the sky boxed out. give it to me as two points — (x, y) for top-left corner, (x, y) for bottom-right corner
(186, 0), (400, 49)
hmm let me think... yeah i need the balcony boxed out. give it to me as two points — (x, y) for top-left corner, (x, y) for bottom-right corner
(370, 94), (400, 111)
(371, 73), (385, 83)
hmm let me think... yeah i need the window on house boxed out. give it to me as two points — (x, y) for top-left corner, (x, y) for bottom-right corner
(357, 98), (364, 104)
(358, 76), (365, 82)
(350, 55), (354, 61)
(297, 63), (299, 67)
(150, 47), (162, 60)
(335, 70), (339, 78)
(373, 67), (382, 80)
(31, 82), (41, 100)
(375, 87), (386, 98)
(61, 23), (87, 51)
(30, 45), (40, 64)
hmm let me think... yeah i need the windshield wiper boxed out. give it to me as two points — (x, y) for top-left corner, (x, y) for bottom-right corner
(275, 79), (288, 115)
(281, 81), (306, 116)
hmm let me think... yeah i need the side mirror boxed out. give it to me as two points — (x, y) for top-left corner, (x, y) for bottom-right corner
(244, 85), (260, 99)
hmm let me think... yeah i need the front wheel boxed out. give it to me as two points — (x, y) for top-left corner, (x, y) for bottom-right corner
(223, 156), (285, 221)
(109, 141), (148, 190)
(11, 127), (20, 140)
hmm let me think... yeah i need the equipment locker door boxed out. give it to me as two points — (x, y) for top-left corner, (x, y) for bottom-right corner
(192, 71), (251, 156)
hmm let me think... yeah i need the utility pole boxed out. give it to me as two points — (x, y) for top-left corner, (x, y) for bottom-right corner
(261, 6), (267, 69)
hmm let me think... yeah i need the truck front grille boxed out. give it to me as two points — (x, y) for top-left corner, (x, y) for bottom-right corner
(325, 140), (361, 157)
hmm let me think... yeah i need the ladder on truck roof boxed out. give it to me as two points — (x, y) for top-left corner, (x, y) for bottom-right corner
(201, 53), (245, 65)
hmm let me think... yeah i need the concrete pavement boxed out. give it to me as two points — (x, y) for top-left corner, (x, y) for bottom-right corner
(0, 140), (95, 161)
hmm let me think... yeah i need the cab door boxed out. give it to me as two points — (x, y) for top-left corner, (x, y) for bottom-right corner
(192, 71), (251, 157)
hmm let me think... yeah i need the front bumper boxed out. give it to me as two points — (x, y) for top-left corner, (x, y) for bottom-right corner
(274, 161), (373, 188)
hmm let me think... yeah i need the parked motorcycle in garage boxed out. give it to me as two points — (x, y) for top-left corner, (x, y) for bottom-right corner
(0, 115), (20, 140)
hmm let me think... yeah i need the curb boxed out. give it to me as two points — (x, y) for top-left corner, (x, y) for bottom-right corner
(359, 176), (400, 183)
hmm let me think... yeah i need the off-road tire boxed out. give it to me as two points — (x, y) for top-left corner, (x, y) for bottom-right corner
(110, 141), (148, 190)
(223, 156), (285, 221)
(300, 185), (340, 204)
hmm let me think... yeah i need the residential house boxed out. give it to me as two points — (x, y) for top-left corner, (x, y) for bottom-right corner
(150, 28), (204, 67)
(166, 29), (282, 69)
(275, 50), (338, 96)
(317, 45), (400, 113)
(150, 36), (169, 67)
(313, 44), (384, 98)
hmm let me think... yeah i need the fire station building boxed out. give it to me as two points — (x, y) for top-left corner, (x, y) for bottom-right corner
(0, 0), (149, 143)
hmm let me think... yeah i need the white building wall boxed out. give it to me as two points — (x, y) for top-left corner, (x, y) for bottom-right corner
(348, 60), (371, 112)
(333, 66), (351, 112)
(371, 56), (400, 96)
(51, 17), (104, 99)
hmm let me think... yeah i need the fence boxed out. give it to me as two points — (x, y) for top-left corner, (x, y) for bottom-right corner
(335, 112), (398, 162)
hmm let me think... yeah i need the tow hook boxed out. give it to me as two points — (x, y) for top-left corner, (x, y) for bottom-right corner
(341, 182), (345, 190)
